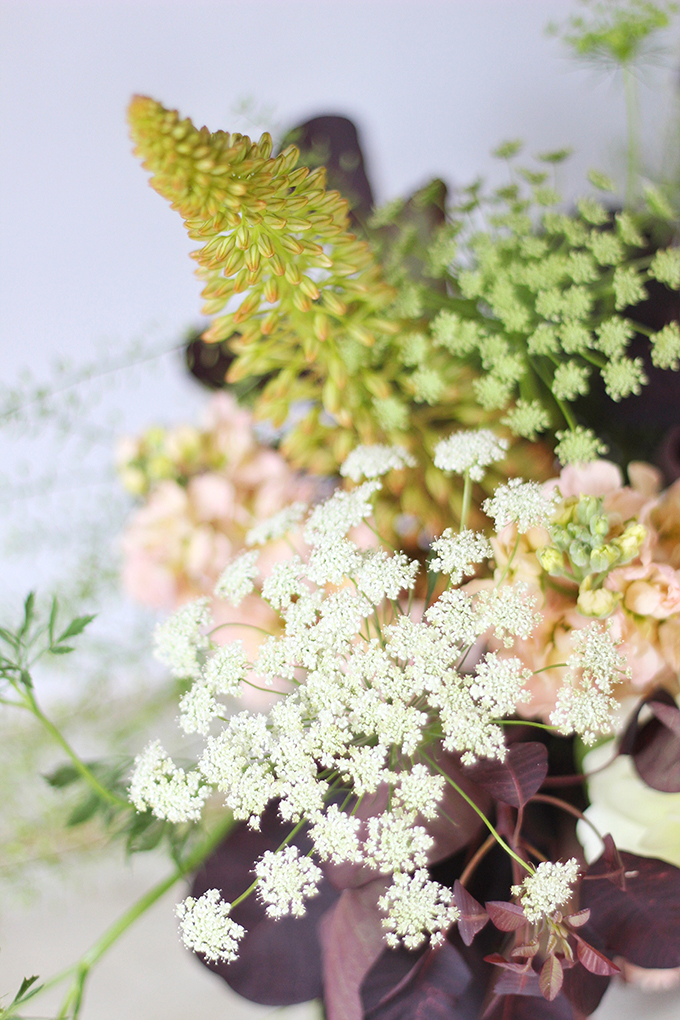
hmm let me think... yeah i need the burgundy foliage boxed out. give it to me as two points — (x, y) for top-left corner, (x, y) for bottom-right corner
(463, 743), (548, 809)
(581, 849), (680, 969)
(619, 687), (680, 792)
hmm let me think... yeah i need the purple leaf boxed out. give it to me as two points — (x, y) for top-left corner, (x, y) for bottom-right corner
(483, 994), (574, 1019)
(485, 901), (528, 931)
(619, 688), (680, 792)
(649, 698), (680, 737)
(319, 878), (388, 1020)
(560, 960), (610, 1016)
(189, 803), (339, 1005)
(540, 956), (564, 1001)
(565, 909), (590, 928)
(491, 970), (541, 998)
(573, 937), (620, 977)
(581, 849), (680, 969)
(453, 880), (489, 946)
(601, 833), (627, 890)
(361, 942), (473, 1020)
(484, 954), (535, 975)
(463, 742), (548, 808)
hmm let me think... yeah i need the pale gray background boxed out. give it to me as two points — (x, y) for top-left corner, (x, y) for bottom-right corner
(1, 1), (680, 1017)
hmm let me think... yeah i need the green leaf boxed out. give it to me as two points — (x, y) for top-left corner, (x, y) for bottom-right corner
(0, 626), (19, 648)
(56, 613), (96, 643)
(18, 591), (35, 639)
(67, 793), (101, 826)
(126, 815), (166, 853)
(12, 975), (41, 1004)
(50, 644), (75, 655)
(48, 596), (59, 644)
(44, 763), (82, 788)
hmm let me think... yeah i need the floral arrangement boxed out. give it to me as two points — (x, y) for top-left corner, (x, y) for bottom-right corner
(5, 2), (680, 1019)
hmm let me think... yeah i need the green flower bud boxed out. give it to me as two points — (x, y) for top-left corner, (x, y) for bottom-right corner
(569, 540), (591, 569)
(577, 578), (621, 618)
(537, 546), (564, 575)
(589, 544), (620, 573)
(612, 522), (647, 563)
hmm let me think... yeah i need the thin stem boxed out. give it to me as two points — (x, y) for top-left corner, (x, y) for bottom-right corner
(530, 792), (605, 846)
(459, 833), (496, 886)
(541, 746), (619, 788)
(422, 752), (532, 874)
(208, 622), (273, 638)
(495, 533), (521, 588)
(623, 64), (639, 208)
(460, 471), (473, 532)
(24, 691), (129, 810)
(497, 719), (557, 732)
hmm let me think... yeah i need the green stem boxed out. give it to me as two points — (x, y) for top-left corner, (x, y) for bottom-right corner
(56, 813), (236, 1018)
(24, 690), (129, 810)
(498, 719), (558, 732)
(422, 752), (532, 874)
(460, 471), (472, 532)
(623, 64), (639, 208)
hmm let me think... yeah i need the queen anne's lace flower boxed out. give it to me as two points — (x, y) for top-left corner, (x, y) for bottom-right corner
(129, 740), (208, 822)
(483, 479), (557, 533)
(255, 846), (323, 918)
(433, 429), (508, 481)
(309, 804), (363, 864)
(154, 598), (211, 678)
(245, 502), (308, 546)
(214, 550), (260, 605)
(512, 859), (580, 924)
(364, 812), (434, 872)
(176, 890), (245, 962)
(378, 870), (459, 949)
(429, 529), (492, 582)
(340, 444), (416, 481)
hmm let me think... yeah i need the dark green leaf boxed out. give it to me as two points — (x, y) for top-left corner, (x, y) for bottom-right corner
(50, 645), (75, 655)
(126, 816), (166, 853)
(57, 614), (96, 643)
(18, 592), (35, 638)
(48, 596), (59, 644)
(7, 975), (42, 1010)
(67, 793), (101, 826)
(43, 763), (82, 788)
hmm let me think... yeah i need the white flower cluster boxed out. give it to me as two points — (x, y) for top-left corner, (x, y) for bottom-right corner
(429, 529), (492, 582)
(340, 444), (416, 481)
(378, 870), (460, 949)
(129, 740), (208, 823)
(255, 845), (323, 918)
(550, 621), (631, 744)
(154, 598), (211, 679)
(433, 429), (508, 481)
(131, 443), (630, 962)
(176, 889), (245, 962)
(246, 502), (308, 546)
(214, 550), (260, 606)
(483, 479), (557, 534)
(511, 858), (580, 924)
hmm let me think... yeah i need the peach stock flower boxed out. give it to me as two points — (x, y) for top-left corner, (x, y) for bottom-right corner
(486, 460), (680, 721)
